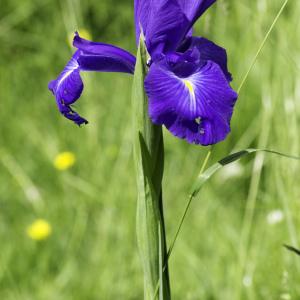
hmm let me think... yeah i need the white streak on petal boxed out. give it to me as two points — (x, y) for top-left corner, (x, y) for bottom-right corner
(56, 57), (79, 91)
(183, 79), (196, 115)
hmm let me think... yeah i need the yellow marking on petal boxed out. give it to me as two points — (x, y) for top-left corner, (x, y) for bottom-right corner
(68, 28), (92, 47)
(26, 219), (52, 241)
(183, 79), (196, 113)
(183, 80), (194, 94)
(54, 152), (76, 171)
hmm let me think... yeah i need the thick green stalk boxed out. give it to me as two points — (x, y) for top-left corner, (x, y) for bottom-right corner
(132, 40), (171, 300)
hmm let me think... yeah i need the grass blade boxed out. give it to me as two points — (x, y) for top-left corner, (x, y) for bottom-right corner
(284, 245), (300, 256)
(153, 148), (300, 298)
(237, 0), (290, 93)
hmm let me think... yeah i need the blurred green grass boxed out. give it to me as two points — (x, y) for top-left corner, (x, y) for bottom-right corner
(1, 0), (300, 299)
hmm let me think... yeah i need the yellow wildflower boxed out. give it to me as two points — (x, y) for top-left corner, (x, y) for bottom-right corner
(54, 152), (76, 170)
(68, 28), (92, 47)
(27, 219), (52, 241)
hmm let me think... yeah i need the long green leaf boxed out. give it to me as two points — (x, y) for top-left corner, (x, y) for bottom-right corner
(171, 148), (300, 259)
(192, 148), (300, 198)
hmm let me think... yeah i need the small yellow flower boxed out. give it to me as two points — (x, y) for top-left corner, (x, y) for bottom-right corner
(54, 152), (76, 170)
(26, 219), (52, 241)
(68, 28), (92, 47)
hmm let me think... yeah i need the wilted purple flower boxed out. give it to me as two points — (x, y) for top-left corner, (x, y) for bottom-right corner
(49, 0), (238, 145)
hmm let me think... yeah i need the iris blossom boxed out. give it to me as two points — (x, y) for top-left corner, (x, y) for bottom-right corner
(49, 0), (238, 145)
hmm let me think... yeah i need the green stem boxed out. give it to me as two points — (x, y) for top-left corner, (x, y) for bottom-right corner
(153, 149), (212, 299)
(132, 39), (170, 300)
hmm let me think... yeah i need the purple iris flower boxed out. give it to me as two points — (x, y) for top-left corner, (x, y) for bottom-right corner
(49, 0), (238, 146)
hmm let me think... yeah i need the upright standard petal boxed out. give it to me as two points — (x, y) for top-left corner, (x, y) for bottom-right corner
(135, 0), (191, 56)
(48, 33), (136, 125)
(145, 51), (238, 145)
(178, 0), (216, 24)
(134, 0), (150, 45)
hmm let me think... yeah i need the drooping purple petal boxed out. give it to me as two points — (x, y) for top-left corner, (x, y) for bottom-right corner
(178, 0), (216, 24)
(74, 33), (136, 73)
(179, 36), (232, 81)
(48, 33), (136, 125)
(145, 53), (238, 145)
(134, 0), (191, 56)
(158, 112), (229, 145)
(77, 53), (135, 73)
(48, 51), (87, 125)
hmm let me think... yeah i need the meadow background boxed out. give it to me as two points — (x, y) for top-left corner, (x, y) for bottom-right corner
(0, 0), (300, 299)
